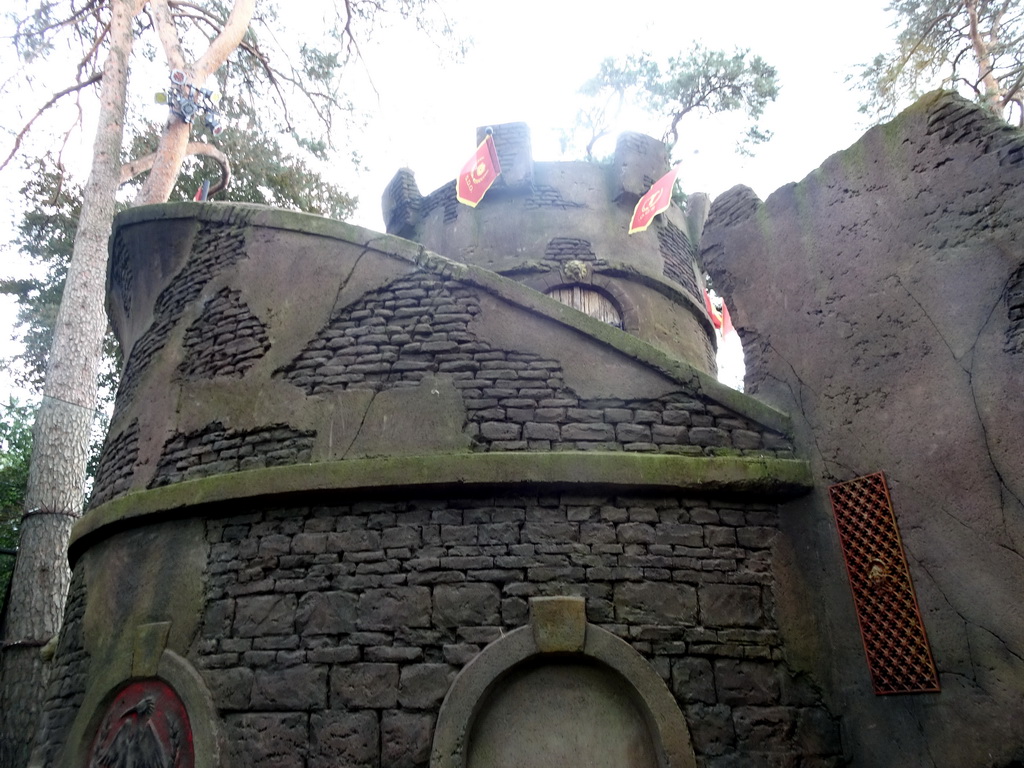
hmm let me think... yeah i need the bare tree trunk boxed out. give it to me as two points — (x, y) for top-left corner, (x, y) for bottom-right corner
(965, 0), (1005, 113)
(0, 0), (255, 761)
(0, 0), (142, 764)
(136, 0), (255, 204)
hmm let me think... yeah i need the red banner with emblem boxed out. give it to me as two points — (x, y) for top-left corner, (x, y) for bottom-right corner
(456, 134), (502, 207)
(628, 166), (678, 234)
(704, 288), (722, 329)
(704, 287), (736, 337)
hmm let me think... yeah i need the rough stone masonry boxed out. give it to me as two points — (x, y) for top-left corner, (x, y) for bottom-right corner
(27, 92), (1024, 768)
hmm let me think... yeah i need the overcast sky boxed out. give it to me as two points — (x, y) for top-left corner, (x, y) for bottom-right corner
(0, 0), (900, 403)
(347, 0), (897, 229)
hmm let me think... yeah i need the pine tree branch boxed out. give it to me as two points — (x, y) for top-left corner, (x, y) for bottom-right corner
(120, 140), (231, 195)
(167, 0), (224, 26)
(965, 0), (1003, 108)
(194, 0), (255, 79)
(150, 0), (186, 71)
(76, 20), (110, 83)
(999, 64), (1024, 105)
(15, 0), (104, 40)
(0, 73), (102, 172)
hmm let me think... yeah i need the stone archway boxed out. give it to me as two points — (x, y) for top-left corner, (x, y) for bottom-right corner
(431, 597), (696, 768)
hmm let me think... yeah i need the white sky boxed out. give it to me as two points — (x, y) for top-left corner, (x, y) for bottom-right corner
(347, 0), (896, 229)
(0, 0), (899, 403)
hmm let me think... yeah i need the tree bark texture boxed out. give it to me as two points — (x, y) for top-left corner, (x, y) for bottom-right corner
(0, 0), (142, 764)
(136, 0), (254, 204)
(1, 0), (256, 763)
(965, 0), (1005, 113)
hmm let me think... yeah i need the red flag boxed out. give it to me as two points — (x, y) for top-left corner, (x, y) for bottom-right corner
(456, 134), (501, 207)
(628, 167), (678, 234)
(721, 301), (735, 337)
(704, 288), (723, 329)
(194, 178), (210, 202)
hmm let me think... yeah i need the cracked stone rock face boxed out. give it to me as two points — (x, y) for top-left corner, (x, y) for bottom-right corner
(701, 91), (1024, 768)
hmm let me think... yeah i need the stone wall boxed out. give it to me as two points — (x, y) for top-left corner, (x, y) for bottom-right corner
(149, 423), (316, 488)
(52, 167), (829, 766)
(88, 208), (794, 509)
(179, 287), (271, 380)
(196, 492), (840, 768)
(112, 212), (251, 406)
(658, 221), (701, 301)
(273, 272), (789, 455)
(1005, 261), (1024, 354)
(382, 124), (717, 373)
(88, 419), (138, 508)
(29, 572), (90, 768)
(701, 91), (1024, 767)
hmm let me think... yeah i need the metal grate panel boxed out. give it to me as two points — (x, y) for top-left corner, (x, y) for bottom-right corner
(828, 472), (940, 695)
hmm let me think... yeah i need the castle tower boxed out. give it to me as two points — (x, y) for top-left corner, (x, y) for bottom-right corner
(29, 129), (845, 766)
(383, 123), (719, 375)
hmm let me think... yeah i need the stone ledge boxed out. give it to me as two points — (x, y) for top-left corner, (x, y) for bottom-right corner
(71, 453), (812, 564)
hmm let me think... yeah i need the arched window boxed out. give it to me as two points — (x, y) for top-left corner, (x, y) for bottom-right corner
(545, 286), (622, 329)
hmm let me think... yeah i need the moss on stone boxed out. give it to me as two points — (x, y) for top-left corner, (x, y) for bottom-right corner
(72, 452), (812, 563)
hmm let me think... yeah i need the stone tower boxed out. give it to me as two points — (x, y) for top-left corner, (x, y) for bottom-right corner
(383, 123), (719, 375)
(28, 94), (1024, 767)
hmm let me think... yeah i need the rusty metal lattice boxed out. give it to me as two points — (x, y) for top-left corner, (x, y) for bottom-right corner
(828, 472), (940, 695)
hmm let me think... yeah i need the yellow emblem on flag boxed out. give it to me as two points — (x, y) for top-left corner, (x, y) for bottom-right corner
(628, 167), (678, 234)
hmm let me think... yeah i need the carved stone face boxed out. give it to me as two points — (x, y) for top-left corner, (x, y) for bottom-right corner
(561, 259), (589, 282)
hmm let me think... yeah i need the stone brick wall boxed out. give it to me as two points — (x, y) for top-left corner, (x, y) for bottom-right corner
(275, 272), (791, 456)
(704, 186), (760, 233)
(380, 125), (717, 376)
(524, 184), (585, 210)
(89, 418), (139, 508)
(31, 571), (90, 766)
(925, 95), (1024, 167)
(109, 227), (136, 320)
(382, 168), (424, 237)
(149, 422), (316, 489)
(1005, 261), (1024, 354)
(658, 220), (701, 302)
(543, 237), (598, 264)
(419, 182), (459, 225)
(114, 215), (251, 407)
(482, 122), (532, 190)
(179, 287), (271, 380)
(196, 492), (841, 768)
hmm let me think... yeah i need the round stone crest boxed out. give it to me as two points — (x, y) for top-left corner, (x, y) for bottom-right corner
(87, 679), (194, 768)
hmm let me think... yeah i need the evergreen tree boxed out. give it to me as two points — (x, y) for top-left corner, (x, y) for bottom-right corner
(858, 0), (1024, 123)
(564, 45), (779, 160)
(0, 399), (34, 619)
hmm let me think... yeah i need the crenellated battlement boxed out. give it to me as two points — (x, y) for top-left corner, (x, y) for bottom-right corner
(383, 123), (718, 374)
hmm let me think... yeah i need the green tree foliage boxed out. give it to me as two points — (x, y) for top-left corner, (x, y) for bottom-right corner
(3, 0), (457, 176)
(1, 159), (105, 395)
(858, 0), (1024, 123)
(129, 127), (357, 217)
(565, 45), (779, 159)
(0, 137), (350, 431)
(2, 127), (355, 395)
(0, 399), (34, 618)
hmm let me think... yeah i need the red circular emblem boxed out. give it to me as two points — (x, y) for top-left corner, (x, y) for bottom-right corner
(87, 679), (194, 768)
